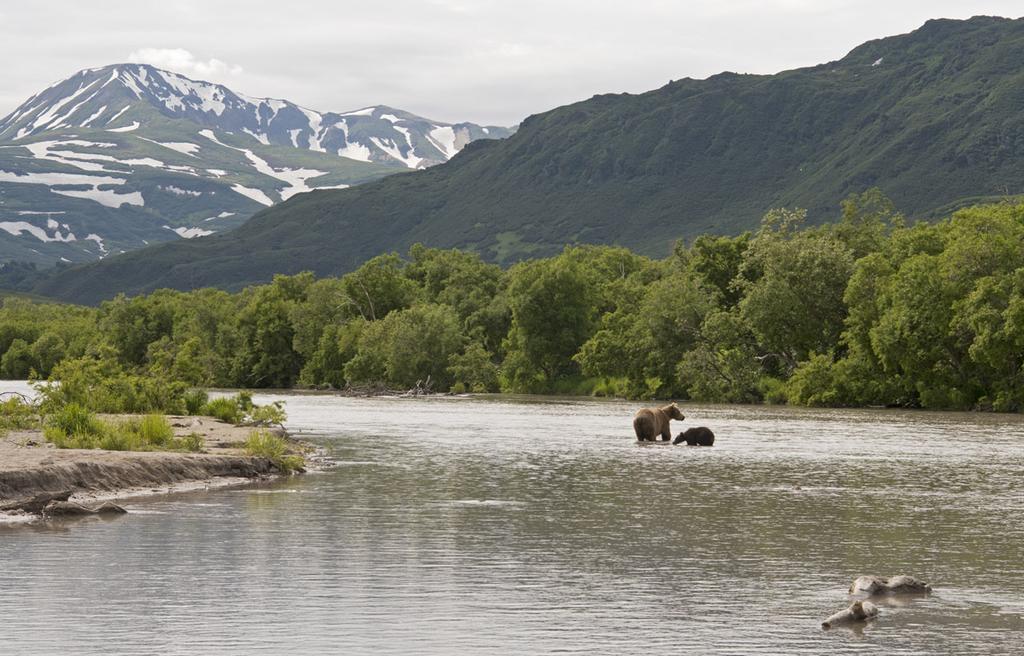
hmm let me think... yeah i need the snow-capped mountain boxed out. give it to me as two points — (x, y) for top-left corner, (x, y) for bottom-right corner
(0, 64), (513, 266)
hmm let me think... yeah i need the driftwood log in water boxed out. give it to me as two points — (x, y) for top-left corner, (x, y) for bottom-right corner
(1, 490), (127, 517)
(0, 489), (72, 514)
(43, 500), (127, 517)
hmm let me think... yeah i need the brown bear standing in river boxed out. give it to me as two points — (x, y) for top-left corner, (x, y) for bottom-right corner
(633, 403), (684, 441)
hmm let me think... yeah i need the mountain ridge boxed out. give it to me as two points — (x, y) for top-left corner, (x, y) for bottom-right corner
(0, 63), (513, 266)
(0, 63), (511, 166)
(23, 15), (1024, 303)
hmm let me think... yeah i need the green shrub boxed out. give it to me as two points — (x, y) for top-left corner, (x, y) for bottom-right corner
(758, 377), (788, 405)
(36, 354), (187, 414)
(47, 403), (104, 439)
(184, 389), (209, 416)
(138, 414), (173, 446)
(199, 393), (287, 427)
(43, 425), (68, 448)
(98, 428), (133, 451)
(247, 401), (287, 427)
(180, 432), (205, 452)
(245, 429), (303, 472)
(201, 397), (242, 424)
(0, 395), (39, 432)
(447, 342), (499, 393)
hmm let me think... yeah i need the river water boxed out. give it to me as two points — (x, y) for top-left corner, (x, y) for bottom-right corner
(2, 388), (1023, 654)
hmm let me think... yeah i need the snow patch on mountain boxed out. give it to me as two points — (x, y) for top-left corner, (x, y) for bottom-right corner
(85, 233), (108, 256)
(243, 128), (270, 145)
(203, 211), (236, 222)
(28, 77), (103, 134)
(139, 138), (201, 157)
(158, 184), (202, 197)
(428, 126), (458, 159)
(0, 169), (144, 208)
(164, 225), (214, 238)
(52, 188), (145, 208)
(333, 119), (372, 162)
(200, 127), (329, 201)
(230, 183), (274, 206)
(0, 221), (77, 243)
(106, 105), (130, 124)
(22, 139), (197, 176)
(300, 107), (326, 152)
(107, 121), (140, 133)
(371, 132), (422, 169)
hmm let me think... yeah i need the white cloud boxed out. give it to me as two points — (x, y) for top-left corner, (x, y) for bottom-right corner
(127, 48), (243, 78)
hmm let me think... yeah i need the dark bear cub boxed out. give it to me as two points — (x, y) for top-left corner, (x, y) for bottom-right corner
(673, 427), (715, 446)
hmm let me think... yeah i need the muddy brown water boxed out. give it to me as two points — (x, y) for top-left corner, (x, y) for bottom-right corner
(2, 383), (1023, 654)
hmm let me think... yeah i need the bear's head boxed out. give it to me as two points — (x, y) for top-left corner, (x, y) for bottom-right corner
(665, 402), (685, 421)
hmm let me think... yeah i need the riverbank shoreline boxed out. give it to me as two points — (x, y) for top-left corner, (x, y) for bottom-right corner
(0, 415), (315, 521)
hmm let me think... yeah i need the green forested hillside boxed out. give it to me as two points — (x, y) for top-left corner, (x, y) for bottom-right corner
(28, 16), (1024, 303)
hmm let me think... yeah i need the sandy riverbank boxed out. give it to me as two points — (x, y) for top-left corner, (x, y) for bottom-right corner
(0, 416), (310, 519)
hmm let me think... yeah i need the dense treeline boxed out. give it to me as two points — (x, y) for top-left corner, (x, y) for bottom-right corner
(2, 191), (1022, 411)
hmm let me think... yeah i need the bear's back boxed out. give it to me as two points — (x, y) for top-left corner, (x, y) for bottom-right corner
(633, 407), (667, 439)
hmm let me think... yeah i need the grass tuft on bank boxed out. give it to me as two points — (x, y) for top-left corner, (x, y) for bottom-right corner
(245, 429), (304, 473)
(42, 405), (205, 452)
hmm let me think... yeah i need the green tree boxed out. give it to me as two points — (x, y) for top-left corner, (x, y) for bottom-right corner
(340, 253), (420, 321)
(448, 341), (500, 393)
(405, 244), (508, 352)
(680, 232), (751, 307)
(345, 305), (463, 389)
(678, 310), (762, 403)
(502, 255), (598, 391)
(28, 332), (66, 377)
(99, 291), (178, 366)
(737, 209), (854, 372)
(1, 338), (36, 378)
(230, 277), (308, 387)
(831, 188), (904, 259)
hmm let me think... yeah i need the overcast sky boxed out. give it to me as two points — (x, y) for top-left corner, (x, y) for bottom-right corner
(1, 1), (1021, 126)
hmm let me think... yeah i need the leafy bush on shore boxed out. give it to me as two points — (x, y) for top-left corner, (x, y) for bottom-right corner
(200, 393), (287, 427)
(0, 395), (40, 433)
(244, 429), (303, 472)
(201, 397), (243, 424)
(184, 389), (208, 416)
(247, 400), (286, 427)
(34, 353), (187, 415)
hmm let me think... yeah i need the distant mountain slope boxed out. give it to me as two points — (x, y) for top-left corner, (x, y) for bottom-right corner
(29, 16), (1024, 303)
(0, 64), (513, 265)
